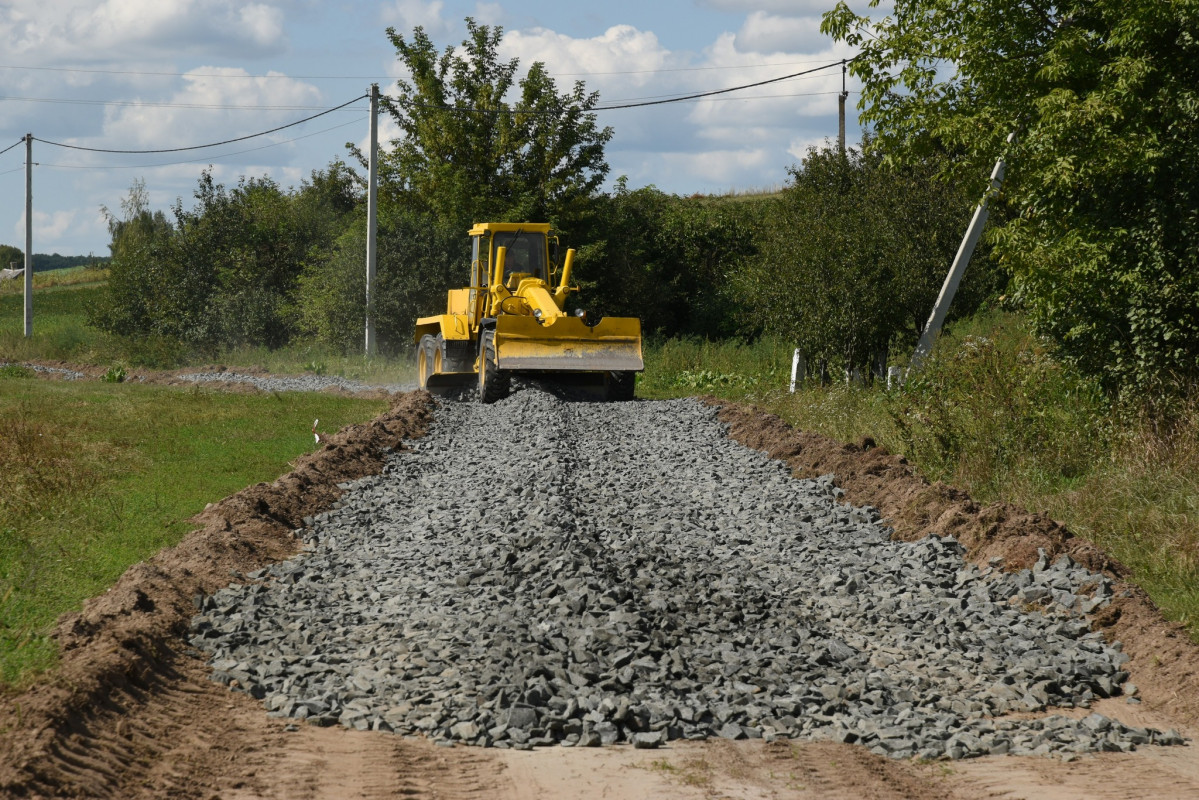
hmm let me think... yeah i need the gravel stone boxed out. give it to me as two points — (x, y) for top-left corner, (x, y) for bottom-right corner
(176, 371), (413, 393)
(191, 387), (1185, 759)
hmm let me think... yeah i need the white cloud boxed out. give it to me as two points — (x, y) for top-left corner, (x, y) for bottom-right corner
(733, 13), (829, 54)
(381, 0), (452, 37)
(15, 209), (77, 243)
(472, 3), (505, 26)
(0, 0), (289, 63)
(787, 135), (836, 161)
(101, 67), (324, 151)
(657, 148), (773, 187)
(695, 0), (837, 15)
(503, 25), (673, 90)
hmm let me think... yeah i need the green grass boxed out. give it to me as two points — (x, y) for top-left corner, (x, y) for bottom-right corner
(0, 283), (119, 364)
(0, 377), (388, 688)
(641, 314), (1199, 638)
(1, 279), (416, 385)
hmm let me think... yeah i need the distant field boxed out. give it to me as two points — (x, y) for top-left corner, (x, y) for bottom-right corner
(0, 275), (416, 384)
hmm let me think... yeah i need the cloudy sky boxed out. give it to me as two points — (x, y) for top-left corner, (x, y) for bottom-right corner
(0, 0), (863, 257)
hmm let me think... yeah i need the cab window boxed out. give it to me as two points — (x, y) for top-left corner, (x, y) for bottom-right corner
(492, 232), (546, 281)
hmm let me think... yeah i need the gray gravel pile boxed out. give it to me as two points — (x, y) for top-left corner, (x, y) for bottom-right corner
(192, 389), (1184, 759)
(176, 371), (413, 394)
(0, 361), (83, 380)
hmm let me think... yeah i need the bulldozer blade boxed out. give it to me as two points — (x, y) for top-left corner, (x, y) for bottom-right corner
(422, 371), (475, 396)
(495, 316), (643, 372)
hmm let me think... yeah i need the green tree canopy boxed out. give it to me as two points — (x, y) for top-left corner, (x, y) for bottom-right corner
(739, 143), (984, 378)
(0, 244), (22, 269)
(823, 0), (1199, 399)
(376, 17), (613, 229)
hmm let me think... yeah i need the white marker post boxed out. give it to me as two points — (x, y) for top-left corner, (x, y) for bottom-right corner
(789, 348), (806, 393)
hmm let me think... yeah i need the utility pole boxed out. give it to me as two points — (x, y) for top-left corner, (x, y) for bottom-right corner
(909, 133), (1015, 374)
(837, 60), (847, 153)
(24, 133), (32, 337)
(365, 84), (379, 356)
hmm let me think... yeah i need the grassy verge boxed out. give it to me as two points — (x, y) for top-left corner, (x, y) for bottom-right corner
(641, 314), (1199, 638)
(0, 376), (389, 689)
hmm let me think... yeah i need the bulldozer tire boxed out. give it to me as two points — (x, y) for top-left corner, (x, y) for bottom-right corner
(478, 330), (510, 404)
(433, 333), (445, 375)
(606, 371), (636, 401)
(417, 334), (437, 390)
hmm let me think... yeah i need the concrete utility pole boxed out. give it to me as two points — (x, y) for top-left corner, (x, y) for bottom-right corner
(365, 84), (380, 356)
(24, 133), (32, 337)
(909, 133), (1015, 374)
(837, 60), (848, 153)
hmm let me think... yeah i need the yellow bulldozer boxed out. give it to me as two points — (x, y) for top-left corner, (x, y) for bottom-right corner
(413, 222), (644, 402)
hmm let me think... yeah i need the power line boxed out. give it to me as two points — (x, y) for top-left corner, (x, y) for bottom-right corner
(389, 59), (853, 116)
(37, 115), (366, 171)
(0, 57), (847, 81)
(0, 138), (25, 158)
(594, 59), (850, 110)
(32, 94), (366, 154)
(599, 67), (845, 105)
(0, 95), (344, 111)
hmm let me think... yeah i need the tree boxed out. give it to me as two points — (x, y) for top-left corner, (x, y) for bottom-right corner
(93, 168), (359, 354)
(0, 244), (22, 269)
(823, 0), (1199, 399)
(376, 18), (613, 229)
(738, 143), (985, 379)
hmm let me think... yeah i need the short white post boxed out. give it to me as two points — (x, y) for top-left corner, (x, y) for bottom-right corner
(789, 348), (806, 393)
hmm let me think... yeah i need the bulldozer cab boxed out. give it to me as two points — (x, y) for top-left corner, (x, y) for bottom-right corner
(469, 225), (550, 324)
(492, 231), (546, 283)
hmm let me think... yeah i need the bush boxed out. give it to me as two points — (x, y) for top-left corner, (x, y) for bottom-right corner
(293, 210), (467, 355)
(739, 143), (1001, 379)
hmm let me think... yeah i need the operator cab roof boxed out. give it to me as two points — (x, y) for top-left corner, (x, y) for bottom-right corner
(468, 222), (552, 236)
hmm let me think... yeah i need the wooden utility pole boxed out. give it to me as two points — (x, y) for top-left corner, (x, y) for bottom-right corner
(365, 84), (379, 356)
(909, 134), (1015, 374)
(837, 60), (848, 153)
(24, 133), (32, 337)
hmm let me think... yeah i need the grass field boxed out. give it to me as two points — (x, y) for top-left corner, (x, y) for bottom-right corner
(0, 375), (388, 688)
(641, 317), (1199, 640)
(0, 275), (416, 384)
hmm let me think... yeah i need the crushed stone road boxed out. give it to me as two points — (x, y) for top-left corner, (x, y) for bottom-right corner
(193, 388), (1183, 761)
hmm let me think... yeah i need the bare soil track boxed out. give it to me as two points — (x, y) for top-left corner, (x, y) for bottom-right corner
(1, 393), (1197, 799)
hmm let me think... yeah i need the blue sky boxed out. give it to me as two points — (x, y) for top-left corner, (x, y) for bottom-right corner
(0, 1), (863, 256)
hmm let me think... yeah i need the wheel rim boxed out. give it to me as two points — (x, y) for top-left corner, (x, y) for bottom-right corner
(418, 347), (430, 388)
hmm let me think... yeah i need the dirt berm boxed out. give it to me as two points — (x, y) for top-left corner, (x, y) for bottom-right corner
(0, 391), (434, 798)
(0, 392), (1196, 800)
(710, 401), (1199, 728)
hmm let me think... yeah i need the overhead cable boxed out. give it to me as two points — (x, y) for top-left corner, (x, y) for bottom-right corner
(0, 138), (25, 157)
(0, 57), (846, 81)
(33, 94), (366, 154)
(389, 58), (854, 116)
(38, 115), (366, 171)
(1, 95), (344, 111)
(594, 58), (851, 110)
